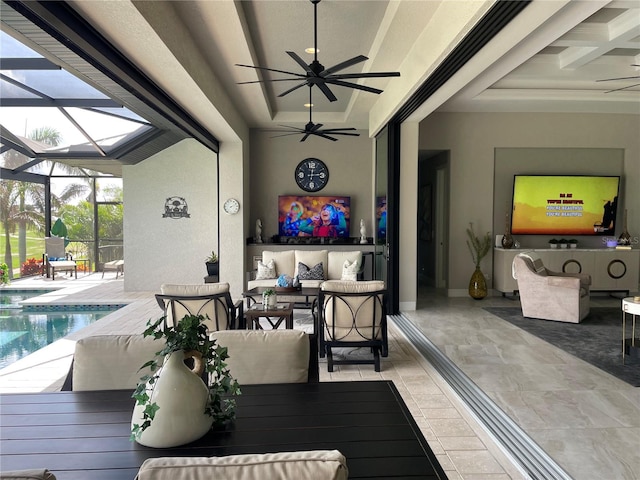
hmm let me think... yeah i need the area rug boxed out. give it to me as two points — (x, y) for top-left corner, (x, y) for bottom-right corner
(483, 307), (640, 387)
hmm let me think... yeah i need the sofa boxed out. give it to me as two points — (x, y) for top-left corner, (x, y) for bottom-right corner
(247, 250), (363, 289)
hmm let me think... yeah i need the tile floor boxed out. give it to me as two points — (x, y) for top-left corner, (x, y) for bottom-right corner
(1, 274), (638, 479)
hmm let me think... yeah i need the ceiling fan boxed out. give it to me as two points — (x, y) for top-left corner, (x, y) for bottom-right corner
(596, 64), (640, 93)
(269, 87), (360, 142)
(236, 0), (400, 102)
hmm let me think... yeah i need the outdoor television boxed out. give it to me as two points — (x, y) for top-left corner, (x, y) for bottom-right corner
(510, 175), (620, 235)
(278, 195), (350, 238)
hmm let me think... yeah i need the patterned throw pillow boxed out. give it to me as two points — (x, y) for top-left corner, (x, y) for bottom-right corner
(341, 259), (359, 281)
(256, 259), (276, 280)
(298, 262), (324, 280)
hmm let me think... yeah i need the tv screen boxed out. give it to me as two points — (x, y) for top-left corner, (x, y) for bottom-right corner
(278, 195), (350, 238)
(511, 175), (620, 235)
(376, 195), (387, 242)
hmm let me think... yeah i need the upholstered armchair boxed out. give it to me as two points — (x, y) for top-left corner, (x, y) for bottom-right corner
(210, 330), (319, 384)
(156, 283), (242, 331)
(512, 252), (591, 323)
(62, 334), (162, 391)
(318, 280), (387, 372)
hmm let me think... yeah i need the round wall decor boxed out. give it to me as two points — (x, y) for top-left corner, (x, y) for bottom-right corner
(295, 158), (329, 192)
(223, 198), (240, 215)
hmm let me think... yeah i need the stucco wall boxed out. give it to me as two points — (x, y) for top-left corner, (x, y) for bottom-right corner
(418, 112), (640, 295)
(123, 139), (218, 291)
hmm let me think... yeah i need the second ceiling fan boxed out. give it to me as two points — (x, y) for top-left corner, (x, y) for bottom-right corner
(270, 87), (360, 142)
(236, 0), (400, 102)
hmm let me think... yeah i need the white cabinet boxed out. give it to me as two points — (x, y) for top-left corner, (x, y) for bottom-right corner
(493, 248), (640, 295)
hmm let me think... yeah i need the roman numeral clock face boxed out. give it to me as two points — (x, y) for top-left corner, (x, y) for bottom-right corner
(295, 158), (329, 192)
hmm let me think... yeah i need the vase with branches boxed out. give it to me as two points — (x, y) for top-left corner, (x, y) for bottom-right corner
(465, 223), (492, 299)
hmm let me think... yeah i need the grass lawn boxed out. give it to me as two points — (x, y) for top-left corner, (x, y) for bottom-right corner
(0, 227), (46, 276)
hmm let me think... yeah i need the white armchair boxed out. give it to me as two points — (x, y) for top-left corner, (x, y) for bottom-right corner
(512, 252), (591, 323)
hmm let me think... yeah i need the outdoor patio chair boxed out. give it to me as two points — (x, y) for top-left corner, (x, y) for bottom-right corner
(210, 330), (319, 384)
(318, 280), (388, 372)
(0, 469), (57, 480)
(512, 252), (591, 323)
(102, 259), (124, 278)
(61, 334), (163, 391)
(44, 236), (77, 280)
(156, 283), (242, 332)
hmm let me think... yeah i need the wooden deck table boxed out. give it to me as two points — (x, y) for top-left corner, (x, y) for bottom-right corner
(0, 381), (446, 480)
(244, 302), (294, 329)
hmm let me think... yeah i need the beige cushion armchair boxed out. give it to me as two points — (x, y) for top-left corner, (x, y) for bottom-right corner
(61, 334), (163, 391)
(318, 280), (387, 372)
(210, 330), (319, 384)
(156, 283), (242, 331)
(512, 252), (591, 323)
(135, 450), (348, 480)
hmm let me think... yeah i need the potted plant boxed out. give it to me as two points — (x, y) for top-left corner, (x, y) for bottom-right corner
(131, 314), (241, 448)
(549, 239), (558, 249)
(559, 238), (569, 249)
(465, 223), (492, 300)
(205, 250), (219, 277)
(569, 239), (578, 249)
(262, 288), (277, 309)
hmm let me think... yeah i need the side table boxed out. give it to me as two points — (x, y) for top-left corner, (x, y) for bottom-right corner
(622, 297), (640, 364)
(244, 303), (294, 330)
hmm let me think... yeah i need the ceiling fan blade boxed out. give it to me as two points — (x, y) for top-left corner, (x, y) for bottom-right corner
(310, 123), (324, 132)
(235, 63), (306, 78)
(278, 81), (310, 97)
(325, 79), (383, 94)
(314, 132), (339, 141)
(300, 133), (312, 142)
(321, 55), (368, 76)
(286, 51), (314, 74)
(596, 75), (640, 82)
(329, 71), (401, 79)
(276, 125), (306, 131)
(271, 132), (307, 138)
(604, 82), (640, 93)
(321, 128), (359, 133)
(237, 78), (313, 85)
(316, 81), (338, 102)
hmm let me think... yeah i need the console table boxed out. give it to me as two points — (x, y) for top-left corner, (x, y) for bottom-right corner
(494, 248), (640, 295)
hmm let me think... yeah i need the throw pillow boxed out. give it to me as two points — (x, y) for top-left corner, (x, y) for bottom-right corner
(298, 262), (324, 280)
(341, 259), (359, 281)
(256, 259), (276, 280)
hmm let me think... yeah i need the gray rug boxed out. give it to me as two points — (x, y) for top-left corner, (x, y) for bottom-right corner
(484, 307), (640, 387)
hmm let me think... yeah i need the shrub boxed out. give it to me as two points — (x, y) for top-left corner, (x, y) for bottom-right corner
(21, 257), (43, 277)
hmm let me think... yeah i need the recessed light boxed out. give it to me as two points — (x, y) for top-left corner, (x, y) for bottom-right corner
(305, 47), (318, 54)
(304, 103), (313, 108)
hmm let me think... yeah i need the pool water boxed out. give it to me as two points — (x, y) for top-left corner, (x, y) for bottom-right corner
(0, 289), (124, 369)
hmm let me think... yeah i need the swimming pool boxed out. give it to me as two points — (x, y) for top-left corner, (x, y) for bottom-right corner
(0, 289), (125, 369)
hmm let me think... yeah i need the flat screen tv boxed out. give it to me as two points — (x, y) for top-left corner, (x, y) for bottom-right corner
(376, 195), (387, 241)
(278, 195), (350, 238)
(510, 175), (620, 235)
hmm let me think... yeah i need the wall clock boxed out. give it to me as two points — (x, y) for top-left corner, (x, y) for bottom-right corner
(223, 198), (240, 215)
(295, 158), (329, 192)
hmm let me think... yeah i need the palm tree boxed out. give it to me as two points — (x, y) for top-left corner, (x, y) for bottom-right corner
(1, 127), (88, 278)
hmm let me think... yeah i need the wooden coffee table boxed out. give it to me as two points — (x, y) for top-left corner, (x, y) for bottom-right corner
(244, 302), (294, 330)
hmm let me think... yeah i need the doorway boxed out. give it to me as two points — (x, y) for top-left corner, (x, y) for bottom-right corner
(417, 151), (449, 295)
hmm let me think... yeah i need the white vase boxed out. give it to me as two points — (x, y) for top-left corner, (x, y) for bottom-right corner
(263, 293), (277, 309)
(131, 350), (212, 448)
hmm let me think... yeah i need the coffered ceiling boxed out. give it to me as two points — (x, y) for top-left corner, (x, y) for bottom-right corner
(3, 0), (639, 170)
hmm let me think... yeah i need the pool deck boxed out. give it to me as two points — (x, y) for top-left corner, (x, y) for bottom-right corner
(0, 272), (528, 479)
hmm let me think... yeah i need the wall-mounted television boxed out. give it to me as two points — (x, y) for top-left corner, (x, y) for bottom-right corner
(511, 175), (620, 235)
(376, 195), (387, 242)
(278, 195), (350, 238)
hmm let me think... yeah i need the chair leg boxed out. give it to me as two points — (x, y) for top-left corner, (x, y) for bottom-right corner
(327, 347), (334, 372)
(373, 348), (381, 372)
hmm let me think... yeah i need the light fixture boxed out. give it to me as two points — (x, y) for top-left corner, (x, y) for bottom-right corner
(305, 47), (317, 54)
(304, 103), (313, 108)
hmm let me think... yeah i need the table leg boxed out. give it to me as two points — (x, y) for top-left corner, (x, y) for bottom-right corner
(623, 311), (626, 364)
